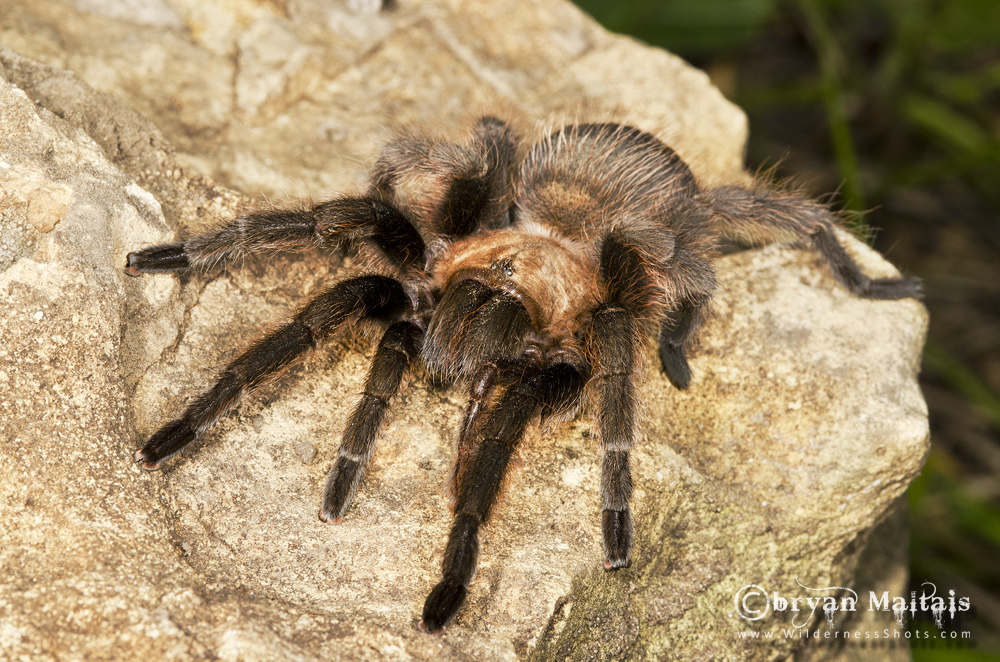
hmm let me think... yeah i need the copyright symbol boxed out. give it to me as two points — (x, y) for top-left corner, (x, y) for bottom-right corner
(734, 584), (770, 621)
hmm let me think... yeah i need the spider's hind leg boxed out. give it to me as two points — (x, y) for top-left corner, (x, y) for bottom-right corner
(808, 222), (923, 299)
(702, 185), (923, 300)
(135, 274), (412, 470)
(657, 298), (708, 390)
(655, 209), (717, 389)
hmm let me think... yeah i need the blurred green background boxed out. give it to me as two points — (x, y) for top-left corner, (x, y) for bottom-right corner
(572, 0), (1000, 657)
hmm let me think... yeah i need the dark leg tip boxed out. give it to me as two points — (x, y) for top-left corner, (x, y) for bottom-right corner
(133, 449), (160, 471)
(321, 457), (362, 525)
(125, 254), (143, 277)
(659, 344), (691, 390)
(134, 419), (197, 470)
(863, 276), (924, 301)
(416, 620), (445, 635)
(420, 579), (467, 634)
(602, 507), (633, 570)
(318, 508), (343, 524)
(604, 557), (631, 570)
(124, 243), (189, 275)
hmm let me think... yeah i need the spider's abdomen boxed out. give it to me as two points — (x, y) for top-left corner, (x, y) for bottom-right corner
(516, 123), (700, 239)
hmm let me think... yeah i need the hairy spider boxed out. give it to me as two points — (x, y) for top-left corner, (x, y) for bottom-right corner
(125, 116), (921, 633)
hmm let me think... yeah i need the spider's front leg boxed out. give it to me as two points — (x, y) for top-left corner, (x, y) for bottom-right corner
(134, 275), (412, 469)
(125, 195), (424, 275)
(419, 361), (585, 634)
(451, 359), (502, 494)
(320, 319), (422, 522)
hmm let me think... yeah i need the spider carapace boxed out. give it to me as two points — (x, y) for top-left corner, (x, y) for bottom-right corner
(125, 117), (921, 633)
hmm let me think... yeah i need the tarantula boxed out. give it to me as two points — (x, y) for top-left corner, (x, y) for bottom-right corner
(125, 116), (921, 633)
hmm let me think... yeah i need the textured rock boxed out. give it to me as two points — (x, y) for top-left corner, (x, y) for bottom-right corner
(0, 1), (927, 660)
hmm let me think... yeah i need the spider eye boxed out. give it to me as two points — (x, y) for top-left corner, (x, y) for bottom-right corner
(489, 257), (515, 277)
(422, 279), (531, 378)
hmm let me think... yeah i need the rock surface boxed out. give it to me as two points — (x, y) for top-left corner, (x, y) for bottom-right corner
(0, 1), (928, 660)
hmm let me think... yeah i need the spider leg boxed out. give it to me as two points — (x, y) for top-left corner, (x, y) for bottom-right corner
(125, 196), (425, 275)
(451, 360), (502, 497)
(321, 319), (422, 522)
(134, 274), (411, 469)
(657, 299), (701, 390)
(702, 185), (923, 299)
(588, 302), (641, 570)
(587, 229), (672, 571)
(619, 202), (717, 389)
(371, 116), (518, 236)
(809, 224), (923, 299)
(656, 236), (716, 390)
(437, 117), (518, 236)
(419, 361), (585, 634)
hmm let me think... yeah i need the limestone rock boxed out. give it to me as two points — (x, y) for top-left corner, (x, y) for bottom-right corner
(0, 1), (927, 660)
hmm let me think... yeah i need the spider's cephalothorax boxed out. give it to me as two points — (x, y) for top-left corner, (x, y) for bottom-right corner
(125, 117), (921, 633)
